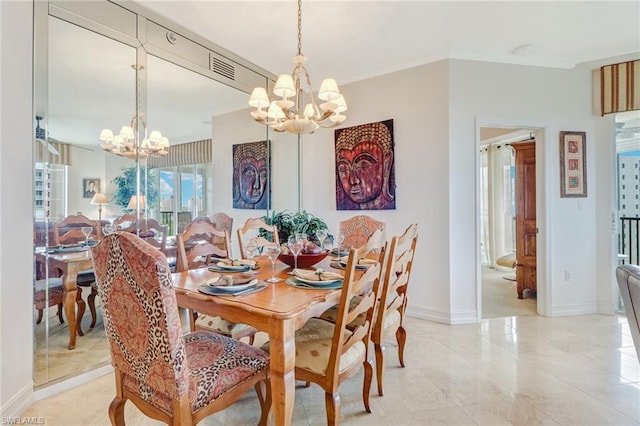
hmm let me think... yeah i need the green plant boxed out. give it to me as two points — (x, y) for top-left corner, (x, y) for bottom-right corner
(111, 166), (158, 211)
(262, 210), (332, 243)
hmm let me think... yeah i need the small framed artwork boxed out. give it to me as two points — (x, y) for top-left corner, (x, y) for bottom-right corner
(559, 131), (587, 198)
(82, 178), (100, 199)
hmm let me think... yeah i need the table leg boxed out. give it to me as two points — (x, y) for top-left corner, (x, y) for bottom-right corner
(62, 264), (83, 349)
(269, 319), (296, 426)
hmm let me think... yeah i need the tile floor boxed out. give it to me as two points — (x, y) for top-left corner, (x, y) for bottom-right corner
(24, 314), (640, 425)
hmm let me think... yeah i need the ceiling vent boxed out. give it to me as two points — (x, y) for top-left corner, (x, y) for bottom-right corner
(210, 54), (235, 81)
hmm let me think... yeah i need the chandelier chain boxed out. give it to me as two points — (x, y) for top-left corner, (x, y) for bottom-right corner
(297, 0), (303, 56)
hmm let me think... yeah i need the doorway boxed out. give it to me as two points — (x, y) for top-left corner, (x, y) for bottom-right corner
(478, 124), (542, 319)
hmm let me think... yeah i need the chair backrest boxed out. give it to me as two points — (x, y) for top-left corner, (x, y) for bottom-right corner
(616, 264), (640, 361)
(328, 228), (386, 380)
(176, 220), (231, 272)
(128, 218), (168, 254)
(54, 214), (101, 245)
(339, 215), (386, 249)
(237, 217), (280, 259)
(373, 224), (418, 342)
(91, 232), (188, 403)
(113, 214), (137, 230)
(210, 212), (234, 234)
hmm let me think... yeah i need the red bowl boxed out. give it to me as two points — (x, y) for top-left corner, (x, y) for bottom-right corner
(278, 251), (329, 268)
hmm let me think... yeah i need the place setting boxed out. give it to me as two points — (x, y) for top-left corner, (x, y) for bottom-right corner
(198, 273), (267, 296)
(208, 258), (259, 273)
(330, 256), (377, 270)
(46, 243), (91, 254)
(286, 268), (344, 290)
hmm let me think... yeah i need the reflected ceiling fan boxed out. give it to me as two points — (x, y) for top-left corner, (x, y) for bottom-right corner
(34, 116), (95, 156)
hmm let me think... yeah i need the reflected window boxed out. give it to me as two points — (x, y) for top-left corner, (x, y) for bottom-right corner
(35, 163), (67, 221)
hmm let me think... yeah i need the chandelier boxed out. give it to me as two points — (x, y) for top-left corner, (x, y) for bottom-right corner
(248, 0), (347, 134)
(99, 113), (169, 160)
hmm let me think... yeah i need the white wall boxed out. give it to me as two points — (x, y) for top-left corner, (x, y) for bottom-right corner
(0, 0), (36, 417)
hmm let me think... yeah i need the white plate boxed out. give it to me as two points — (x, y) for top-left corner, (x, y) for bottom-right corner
(295, 276), (342, 285)
(215, 263), (251, 272)
(207, 278), (258, 292)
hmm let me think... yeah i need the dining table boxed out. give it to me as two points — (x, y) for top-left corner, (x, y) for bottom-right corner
(36, 247), (94, 350)
(172, 254), (347, 426)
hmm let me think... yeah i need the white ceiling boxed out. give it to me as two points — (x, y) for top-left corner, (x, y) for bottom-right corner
(46, 1), (640, 146)
(137, 0), (640, 85)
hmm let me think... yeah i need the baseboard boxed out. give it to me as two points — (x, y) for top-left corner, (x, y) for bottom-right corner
(551, 302), (598, 316)
(407, 305), (478, 325)
(0, 382), (34, 419)
(35, 364), (113, 401)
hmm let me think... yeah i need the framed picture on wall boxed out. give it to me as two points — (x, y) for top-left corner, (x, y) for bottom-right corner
(559, 131), (587, 198)
(232, 140), (270, 209)
(82, 178), (100, 199)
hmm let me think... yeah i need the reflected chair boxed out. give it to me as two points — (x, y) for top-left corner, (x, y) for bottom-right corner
(616, 264), (640, 361)
(176, 220), (258, 344)
(113, 213), (136, 230)
(54, 214), (101, 328)
(263, 229), (386, 425)
(91, 232), (271, 425)
(339, 215), (385, 249)
(122, 218), (168, 255)
(237, 217), (280, 259)
(33, 257), (65, 325)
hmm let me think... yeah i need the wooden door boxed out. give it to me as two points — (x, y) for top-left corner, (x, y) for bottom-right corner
(512, 141), (536, 299)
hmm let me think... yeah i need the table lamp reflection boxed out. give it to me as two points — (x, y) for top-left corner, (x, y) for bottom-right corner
(127, 195), (146, 211)
(90, 192), (110, 221)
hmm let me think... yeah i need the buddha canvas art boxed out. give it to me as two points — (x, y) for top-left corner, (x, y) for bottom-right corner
(232, 140), (270, 209)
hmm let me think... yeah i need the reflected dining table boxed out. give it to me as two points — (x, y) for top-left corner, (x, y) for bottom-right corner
(173, 255), (345, 426)
(36, 248), (94, 350)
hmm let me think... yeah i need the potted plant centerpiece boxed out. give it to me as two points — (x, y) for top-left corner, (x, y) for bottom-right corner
(262, 210), (333, 268)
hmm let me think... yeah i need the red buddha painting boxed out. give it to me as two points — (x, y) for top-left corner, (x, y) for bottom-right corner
(232, 140), (269, 209)
(334, 119), (396, 210)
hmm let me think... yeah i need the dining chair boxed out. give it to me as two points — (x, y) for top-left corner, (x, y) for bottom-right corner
(370, 223), (417, 395)
(122, 218), (168, 254)
(237, 217), (280, 259)
(33, 257), (65, 325)
(176, 220), (258, 345)
(263, 228), (386, 425)
(113, 213), (136, 230)
(91, 232), (271, 426)
(339, 215), (385, 249)
(54, 214), (101, 328)
(616, 264), (640, 361)
(210, 212), (234, 252)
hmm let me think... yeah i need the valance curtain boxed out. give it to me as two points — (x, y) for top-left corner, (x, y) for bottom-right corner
(147, 139), (212, 168)
(601, 60), (640, 115)
(480, 143), (515, 267)
(34, 141), (72, 165)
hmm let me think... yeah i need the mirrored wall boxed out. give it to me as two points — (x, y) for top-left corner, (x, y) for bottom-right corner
(34, 0), (298, 387)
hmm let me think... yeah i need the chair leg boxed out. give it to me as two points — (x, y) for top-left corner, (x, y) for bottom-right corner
(108, 396), (126, 426)
(255, 380), (271, 426)
(374, 342), (385, 396)
(362, 358), (373, 413)
(57, 303), (65, 324)
(75, 288), (86, 336)
(396, 325), (407, 368)
(36, 308), (44, 325)
(88, 287), (98, 329)
(324, 391), (340, 426)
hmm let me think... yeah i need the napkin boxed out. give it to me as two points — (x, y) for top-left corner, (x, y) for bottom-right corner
(208, 274), (257, 287)
(338, 256), (377, 266)
(294, 269), (343, 282)
(217, 259), (256, 268)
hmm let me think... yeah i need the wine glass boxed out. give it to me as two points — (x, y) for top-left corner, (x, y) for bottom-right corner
(245, 238), (259, 274)
(81, 226), (93, 246)
(288, 235), (303, 274)
(316, 228), (328, 251)
(264, 243), (282, 283)
(102, 224), (114, 236)
(335, 232), (345, 258)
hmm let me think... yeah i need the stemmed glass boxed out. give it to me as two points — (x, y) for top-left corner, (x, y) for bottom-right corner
(316, 229), (328, 251)
(335, 232), (345, 258)
(245, 238), (259, 274)
(81, 226), (93, 246)
(288, 235), (303, 274)
(102, 224), (114, 236)
(264, 243), (282, 283)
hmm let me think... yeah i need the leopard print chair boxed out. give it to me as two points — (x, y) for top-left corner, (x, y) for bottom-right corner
(91, 232), (270, 425)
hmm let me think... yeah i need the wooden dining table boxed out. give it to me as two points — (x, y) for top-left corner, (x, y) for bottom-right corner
(173, 255), (345, 426)
(36, 248), (94, 350)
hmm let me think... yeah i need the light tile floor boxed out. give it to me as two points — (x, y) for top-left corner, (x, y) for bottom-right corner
(23, 315), (640, 425)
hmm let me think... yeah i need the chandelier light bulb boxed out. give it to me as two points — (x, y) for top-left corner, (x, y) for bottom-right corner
(100, 113), (170, 158)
